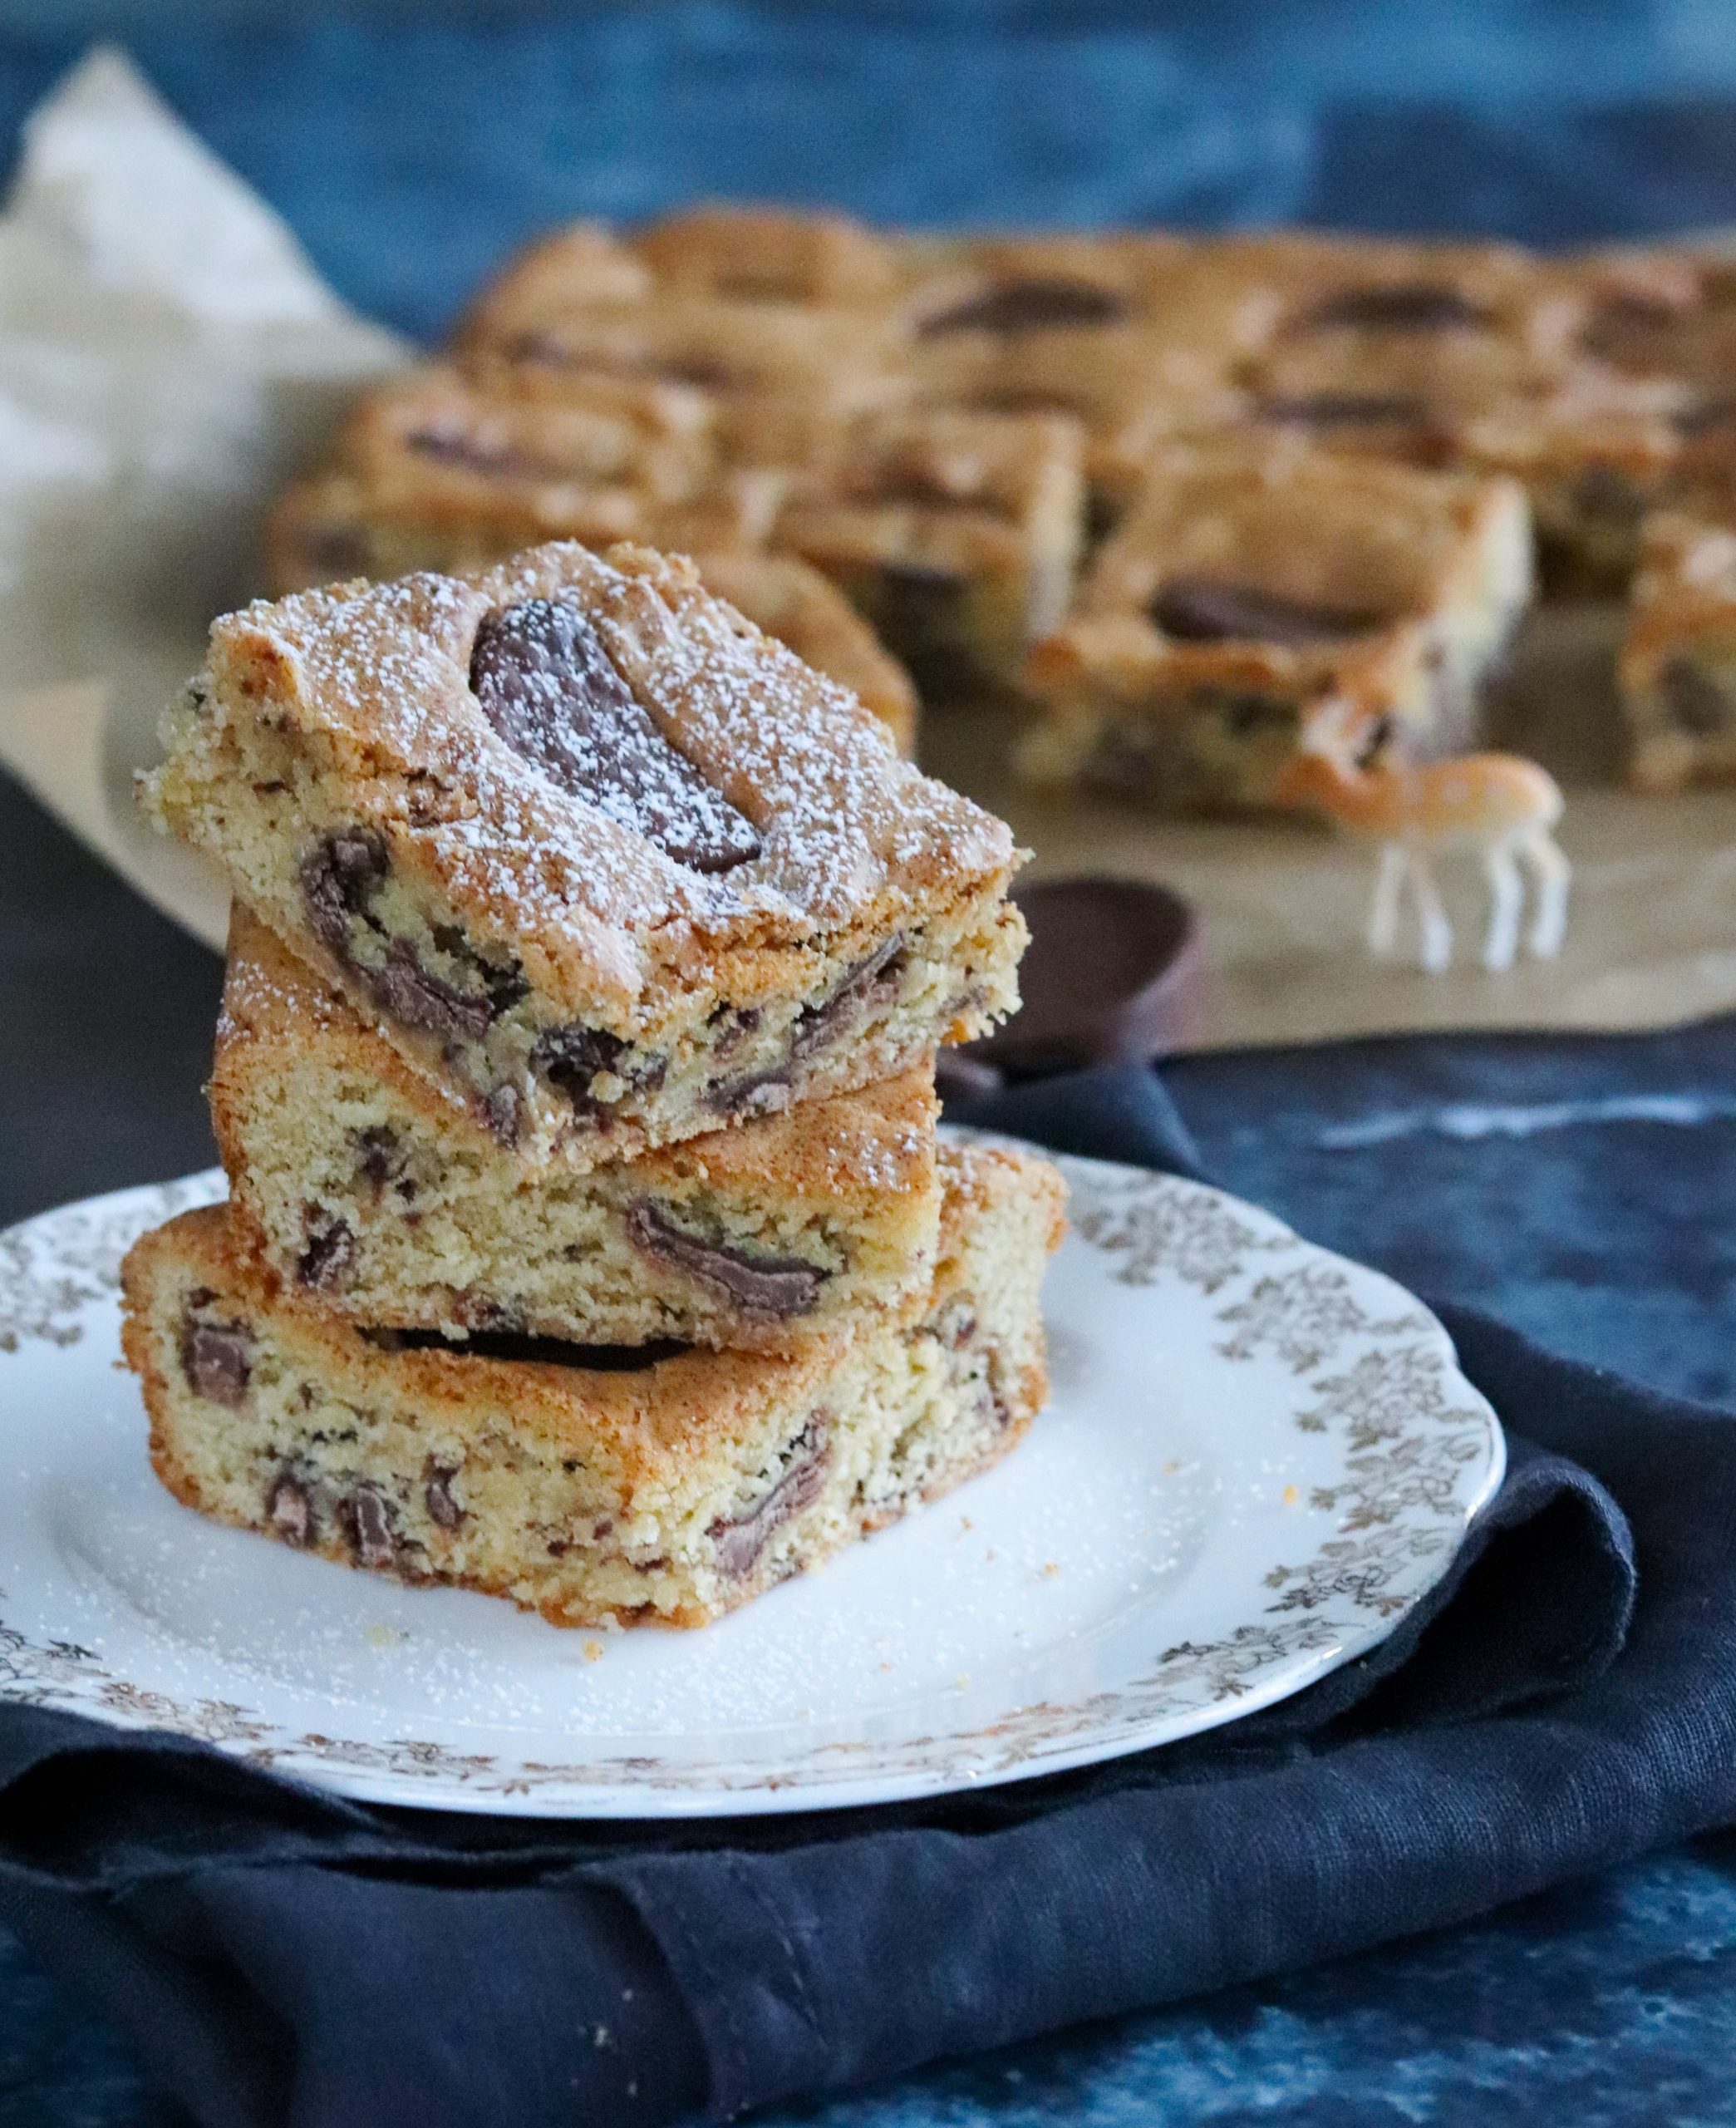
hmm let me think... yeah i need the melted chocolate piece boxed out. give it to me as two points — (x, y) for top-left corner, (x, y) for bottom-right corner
(1571, 463), (1645, 525)
(297, 1219), (356, 1293)
(1290, 283), (1493, 334)
(1149, 576), (1389, 647)
(531, 1022), (630, 1103)
(267, 1470), (313, 1546)
(708, 1421), (832, 1577)
(404, 427), (529, 475)
(1257, 391), (1434, 428)
(626, 1202), (824, 1318)
(370, 939), (494, 1047)
(469, 598), (762, 873)
(790, 936), (908, 1060)
(705, 1064), (793, 1117)
(301, 827), (388, 958)
(179, 1311), (253, 1407)
(918, 278), (1127, 337)
(425, 1461), (465, 1531)
(1660, 657), (1732, 737)
(1678, 397), (1736, 440)
(484, 1082), (524, 1146)
(354, 1125), (403, 1200)
(366, 1325), (691, 1371)
(344, 1485), (399, 1569)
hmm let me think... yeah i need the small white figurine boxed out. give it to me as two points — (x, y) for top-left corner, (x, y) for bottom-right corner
(1276, 701), (1571, 975)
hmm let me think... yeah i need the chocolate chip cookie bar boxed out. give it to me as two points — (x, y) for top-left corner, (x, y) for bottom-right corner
(774, 409), (1086, 687)
(121, 1140), (1066, 1628)
(265, 361), (784, 590)
(144, 541), (1025, 1166)
(1020, 442), (1533, 811)
(1459, 380), (1691, 594)
(1617, 512), (1736, 791)
(630, 204), (901, 308)
(457, 282), (906, 418)
(212, 910), (943, 1351)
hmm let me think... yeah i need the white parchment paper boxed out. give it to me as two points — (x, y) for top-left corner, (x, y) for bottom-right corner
(0, 48), (406, 950)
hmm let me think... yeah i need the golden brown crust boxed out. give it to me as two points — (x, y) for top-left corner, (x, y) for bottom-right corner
(630, 204), (902, 308)
(125, 1141), (1056, 1484)
(153, 538), (1020, 1019)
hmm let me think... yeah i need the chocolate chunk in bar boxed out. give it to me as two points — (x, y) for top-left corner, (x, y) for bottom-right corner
(344, 1484), (399, 1569)
(404, 426), (531, 476)
(1257, 392), (1434, 428)
(919, 278), (1127, 337)
(530, 1022), (630, 1102)
(1290, 283), (1493, 335)
(790, 935), (907, 1058)
(268, 1470), (314, 1546)
(626, 1202), (824, 1318)
(708, 1421), (832, 1575)
(370, 939), (494, 1047)
(179, 1310), (253, 1407)
(425, 1461), (465, 1530)
(1149, 576), (1389, 647)
(1660, 658), (1732, 737)
(301, 827), (388, 958)
(470, 598), (762, 873)
(297, 1219), (356, 1293)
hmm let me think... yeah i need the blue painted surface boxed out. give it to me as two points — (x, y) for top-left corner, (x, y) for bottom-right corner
(6, 4), (1736, 2120)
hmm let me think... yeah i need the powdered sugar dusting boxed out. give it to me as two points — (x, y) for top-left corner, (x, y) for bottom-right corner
(209, 544), (1014, 993)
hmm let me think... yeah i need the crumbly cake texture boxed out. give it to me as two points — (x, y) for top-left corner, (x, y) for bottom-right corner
(1020, 442), (1533, 812)
(143, 539), (1025, 1168)
(213, 909), (943, 1352)
(120, 1142), (1067, 1629)
(1617, 512), (1736, 791)
(774, 409), (1086, 687)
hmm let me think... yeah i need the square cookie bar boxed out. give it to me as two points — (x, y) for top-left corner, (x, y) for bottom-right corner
(1617, 513), (1736, 791)
(456, 279), (905, 418)
(1459, 379), (1691, 594)
(213, 910), (943, 1352)
(144, 540), (1025, 1166)
(775, 409), (1086, 687)
(265, 364), (779, 591)
(121, 1141), (1066, 1628)
(630, 204), (901, 308)
(1020, 443), (1532, 812)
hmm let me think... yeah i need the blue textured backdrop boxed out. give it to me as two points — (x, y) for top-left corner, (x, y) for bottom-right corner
(5, 5), (1736, 2123)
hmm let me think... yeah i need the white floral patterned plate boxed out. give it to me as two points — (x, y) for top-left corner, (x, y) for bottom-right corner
(0, 1142), (1502, 1818)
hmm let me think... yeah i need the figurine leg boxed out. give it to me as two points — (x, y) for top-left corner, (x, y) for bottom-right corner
(1482, 842), (1522, 972)
(1522, 832), (1571, 959)
(1366, 844), (1406, 958)
(1405, 855), (1453, 973)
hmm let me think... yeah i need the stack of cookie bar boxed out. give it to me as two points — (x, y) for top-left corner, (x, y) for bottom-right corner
(120, 538), (1065, 1628)
(268, 205), (1736, 796)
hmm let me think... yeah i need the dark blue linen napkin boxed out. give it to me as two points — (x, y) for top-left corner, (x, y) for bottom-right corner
(2, 1063), (1705, 2128)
